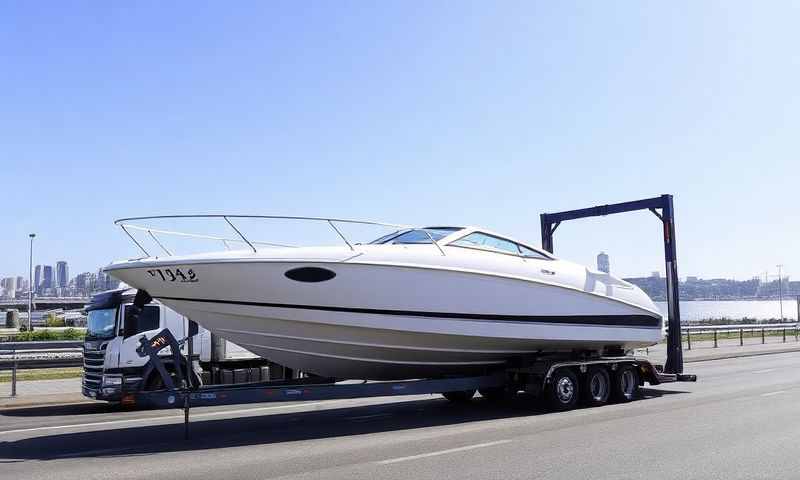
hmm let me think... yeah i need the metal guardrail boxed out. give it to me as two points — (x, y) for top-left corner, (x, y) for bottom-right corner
(681, 323), (800, 350)
(0, 341), (83, 398)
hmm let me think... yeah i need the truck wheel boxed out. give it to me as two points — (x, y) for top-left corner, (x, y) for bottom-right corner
(581, 366), (610, 407)
(442, 389), (476, 403)
(611, 364), (640, 403)
(544, 368), (579, 411)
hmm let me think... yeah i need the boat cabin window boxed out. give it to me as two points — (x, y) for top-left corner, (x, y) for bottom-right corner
(518, 244), (549, 259)
(450, 232), (520, 255)
(370, 228), (460, 245)
(450, 232), (549, 259)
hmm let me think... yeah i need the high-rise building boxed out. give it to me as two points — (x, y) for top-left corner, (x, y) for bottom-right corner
(76, 272), (97, 294)
(34, 265), (42, 293)
(597, 252), (610, 274)
(15, 276), (24, 292)
(56, 261), (69, 288)
(42, 265), (54, 291)
(1, 277), (16, 299)
(97, 270), (107, 292)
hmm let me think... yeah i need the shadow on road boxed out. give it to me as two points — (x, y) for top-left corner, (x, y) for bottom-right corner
(1, 402), (116, 418)
(0, 388), (687, 461)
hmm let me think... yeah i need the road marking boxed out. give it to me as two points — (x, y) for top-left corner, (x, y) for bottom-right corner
(760, 390), (786, 397)
(0, 401), (335, 436)
(752, 369), (775, 374)
(377, 440), (512, 465)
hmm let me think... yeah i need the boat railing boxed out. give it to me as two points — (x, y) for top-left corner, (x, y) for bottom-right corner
(114, 214), (419, 257)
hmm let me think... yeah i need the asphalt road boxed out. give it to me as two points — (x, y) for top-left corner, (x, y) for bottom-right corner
(1, 353), (799, 480)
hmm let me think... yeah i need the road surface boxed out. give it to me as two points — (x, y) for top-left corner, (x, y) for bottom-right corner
(1, 352), (799, 480)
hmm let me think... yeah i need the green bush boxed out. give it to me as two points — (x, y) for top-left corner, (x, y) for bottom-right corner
(9, 328), (86, 341)
(45, 314), (66, 327)
(62, 328), (85, 340)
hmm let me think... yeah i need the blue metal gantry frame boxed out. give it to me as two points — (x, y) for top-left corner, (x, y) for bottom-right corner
(540, 194), (684, 374)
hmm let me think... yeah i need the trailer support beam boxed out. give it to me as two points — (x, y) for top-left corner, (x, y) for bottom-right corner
(540, 194), (684, 374)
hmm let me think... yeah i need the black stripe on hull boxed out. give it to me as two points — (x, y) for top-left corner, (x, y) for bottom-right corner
(157, 296), (661, 328)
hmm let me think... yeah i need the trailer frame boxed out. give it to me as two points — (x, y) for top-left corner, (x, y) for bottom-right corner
(540, 194), (685, 374)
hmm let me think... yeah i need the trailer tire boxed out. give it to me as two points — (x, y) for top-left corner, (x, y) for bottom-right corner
(442, 389), (476, 403)
(611, 364), (640, 403)
(544, 368), (579, 411)
(581, 366), (610, 407)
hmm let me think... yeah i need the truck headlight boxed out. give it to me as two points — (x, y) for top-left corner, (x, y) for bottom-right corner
(102, 374), (123, 386)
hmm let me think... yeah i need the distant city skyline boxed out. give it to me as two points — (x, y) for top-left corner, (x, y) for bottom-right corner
(0, 258), (120, 299)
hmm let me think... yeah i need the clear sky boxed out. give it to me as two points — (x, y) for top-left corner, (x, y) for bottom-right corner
(2, 1), (799, 281)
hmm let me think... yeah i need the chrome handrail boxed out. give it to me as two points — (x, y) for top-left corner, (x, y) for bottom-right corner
(114, 214), (415, 257)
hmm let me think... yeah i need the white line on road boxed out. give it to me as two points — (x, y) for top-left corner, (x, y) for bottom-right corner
(0, 401), (336, 436)
(760, 390), (787, 397)
(377, 440), (512, 465)
(752, 369), (776, 374)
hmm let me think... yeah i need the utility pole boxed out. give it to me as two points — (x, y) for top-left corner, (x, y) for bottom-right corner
(777, 264), (784, 321)
(28, 233), (35, 331)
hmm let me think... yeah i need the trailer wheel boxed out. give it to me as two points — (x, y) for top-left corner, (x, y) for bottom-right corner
(442, 389), (476, 403)
(581, 366), (610, 407)
(544, 368), (579, 411)
(611, 364), (640, 403)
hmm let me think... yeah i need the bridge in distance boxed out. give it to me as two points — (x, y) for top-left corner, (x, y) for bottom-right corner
(0, 297), (90, 311)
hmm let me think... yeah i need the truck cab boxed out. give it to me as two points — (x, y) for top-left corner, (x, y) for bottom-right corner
(83, 287), (274, 402)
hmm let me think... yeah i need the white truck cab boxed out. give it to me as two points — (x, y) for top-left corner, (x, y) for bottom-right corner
(83, 287), (277, 402)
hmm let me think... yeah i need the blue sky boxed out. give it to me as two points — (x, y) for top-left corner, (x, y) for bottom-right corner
(2, 1), (799, 281)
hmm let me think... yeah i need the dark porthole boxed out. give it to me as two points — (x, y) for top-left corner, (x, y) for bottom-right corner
(285, 267), (336, 283)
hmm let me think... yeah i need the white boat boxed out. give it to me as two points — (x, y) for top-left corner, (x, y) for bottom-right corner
(105, 215), (663, 380)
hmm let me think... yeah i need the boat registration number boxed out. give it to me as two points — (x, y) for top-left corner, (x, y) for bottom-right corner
(147, 268), (198, 283)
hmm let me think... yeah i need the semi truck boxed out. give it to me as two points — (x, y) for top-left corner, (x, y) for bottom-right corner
(82, 287), (289, 402)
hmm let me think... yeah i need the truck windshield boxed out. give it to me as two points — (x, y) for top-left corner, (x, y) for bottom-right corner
(86, 308), (117, 340)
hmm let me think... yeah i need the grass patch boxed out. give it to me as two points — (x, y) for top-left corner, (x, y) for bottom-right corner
(0, 367), (83, 383)
(2, 328), (86, 341)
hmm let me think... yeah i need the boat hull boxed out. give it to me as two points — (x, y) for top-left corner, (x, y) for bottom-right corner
(108, 259), (663, 379)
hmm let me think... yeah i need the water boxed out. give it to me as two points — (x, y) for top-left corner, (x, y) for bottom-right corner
(655, 299), (799, 322)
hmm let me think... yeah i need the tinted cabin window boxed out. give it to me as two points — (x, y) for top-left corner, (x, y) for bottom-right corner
(518, 245), (548, 259)
(451, 232), (520, 255)
(370, 228), (460, 245)
(285, 267), (336, 282)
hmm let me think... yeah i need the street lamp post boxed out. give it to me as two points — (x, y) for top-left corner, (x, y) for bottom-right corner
(28, 233), (35, 331)
(777, 264), (784, 321)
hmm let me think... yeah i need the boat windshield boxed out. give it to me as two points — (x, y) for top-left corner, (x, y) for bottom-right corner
(86, 308), (117, 340)
(369, 227), (461, 245)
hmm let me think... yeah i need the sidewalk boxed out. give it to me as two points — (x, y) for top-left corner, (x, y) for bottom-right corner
(0, 377), (89, 409)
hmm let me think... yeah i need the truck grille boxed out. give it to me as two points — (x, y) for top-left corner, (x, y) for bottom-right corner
(82, 344), (106, 394)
